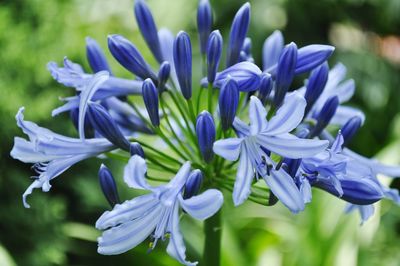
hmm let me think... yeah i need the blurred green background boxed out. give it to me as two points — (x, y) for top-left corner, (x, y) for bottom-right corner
(1, 0), (400, 265)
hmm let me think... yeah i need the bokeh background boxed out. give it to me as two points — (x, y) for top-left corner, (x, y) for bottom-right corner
(1, 0), (400, 265)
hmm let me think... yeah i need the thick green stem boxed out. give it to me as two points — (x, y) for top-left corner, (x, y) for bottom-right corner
(203, 210), (222, 266)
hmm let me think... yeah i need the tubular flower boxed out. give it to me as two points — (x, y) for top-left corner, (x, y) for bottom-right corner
(96, 155), (223, 265)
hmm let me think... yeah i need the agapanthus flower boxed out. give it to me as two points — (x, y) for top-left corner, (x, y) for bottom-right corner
(213, 93), (329, 210)
(96, 155), (223, 265)
(10, 0), (400, 265)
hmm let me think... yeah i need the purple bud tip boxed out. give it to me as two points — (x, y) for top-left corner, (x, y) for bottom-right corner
(173, 31), (192, 100)
(183, 170), (203, 199)
(142, 78), (160, 127)
(341, 116), (362, 146)
(196, 111), (216, 163)
(99, 164), (120, 207)
(219, 77), (239, 131)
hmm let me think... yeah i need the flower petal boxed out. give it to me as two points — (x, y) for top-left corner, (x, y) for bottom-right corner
(233, 145), (254, 206)
(257, 133), (329, 159)
(97, 205), (162, 255)
(123, 155), (151, 190)
(264, 168), (305, 213)
(265, 92), (306, 135)
(78, 71), (109, 140)
(262, 30), (284, 71)
(330, 106), (365, 126)
(179, 189), (223, 220)
(213, 138), (243, 161)
(249, 96), (268, 135)
(96, 193), (159, 229)
(166, 203), (198, 266)
(233, 117), (250, 137)
(160, 162), (191, 206)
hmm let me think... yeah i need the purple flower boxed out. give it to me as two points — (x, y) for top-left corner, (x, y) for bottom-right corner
(213, 93), (328, 209)
(96, 155), (223, 265)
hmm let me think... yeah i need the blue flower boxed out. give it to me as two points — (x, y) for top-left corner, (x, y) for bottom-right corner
(196, 111), (216, 163)
(134, 0), (164, 63)
(305, 63), (365, 126)
(218, 77), (239, 131)
(206, 30), (223, 84)
(173, 31), (193, 100)
(142, 78), (160, 127)
(10, 107), (115, 208)
(86, 37), (112, 73)
(98, 164), (121, 207)
(197, 0), (213, 54)
(226, 2), (250, 67)
(108, 34), (157, 80)
(96, 155), (223, 265)
(213, 93), (329, 210)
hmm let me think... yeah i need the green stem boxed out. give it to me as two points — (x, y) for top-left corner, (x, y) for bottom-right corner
(207, 83), (213, 115)
(203, 210), (222, 266)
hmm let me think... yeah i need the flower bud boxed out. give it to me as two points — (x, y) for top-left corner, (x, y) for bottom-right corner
(274, 42), (298, 107)
(206, 30), (223, 84)
(341, 116), (362, 147)
(99, 164), (120, 207)
(257, 73), (272, 104)
(157, 61), (170, 92)
(142, 78), (159, 127)
(108, 34), (156, 80)
(134, 0), (163, 63)
(226, 2), (250, 67)
(173, 31), (192, 100)
(314, 177), (384, 205)
(262, 30), (284, 71)
(197, 0), (213, 54)
(295, 45), (334, 75)
(87, 102), (131, 151)
(86, 37), (112, 73)
(304, 62), (329, 116)
(219, 77), (239, 130)
(183, 170), (203, 199)
(196, 111), (216, 163)
(130, 142), (145, 158)
(310, 96), (339, 138)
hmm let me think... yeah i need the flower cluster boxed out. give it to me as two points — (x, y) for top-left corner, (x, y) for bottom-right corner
(11, 0), (400, 265)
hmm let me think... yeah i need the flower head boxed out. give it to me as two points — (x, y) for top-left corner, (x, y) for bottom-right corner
(96, 155), (223, 265)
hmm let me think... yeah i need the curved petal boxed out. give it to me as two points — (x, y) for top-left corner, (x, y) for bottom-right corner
(97, 205), (162, 255)
(265, 92), (306, 135)
(233, 145), (254, 206)
(233, 117), (250, 137)
(249, 96), (268, 135)
(166, 203), (198, 266)
(179, 189), (223, 220)
(159, 162), (191, 206)
(78, 71), (109, 140)
(213, 138), (243, 161)
(257, 133), (329, 159)
(264, 168), (305, 213)
(123, 155), (151, 190)
(336, 79), (355, 103)
(96, 193), (159, 229)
